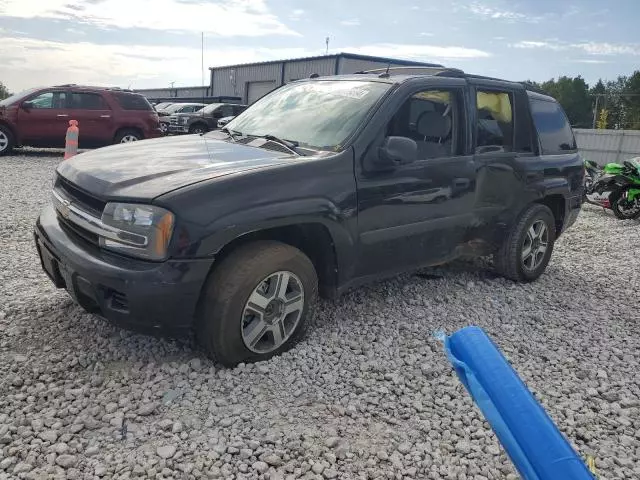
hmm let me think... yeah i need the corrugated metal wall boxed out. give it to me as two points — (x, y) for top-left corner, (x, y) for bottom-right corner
(284, 58), (336, 82)
(574, 129), (640, 164)
(212, 63), (283, 102)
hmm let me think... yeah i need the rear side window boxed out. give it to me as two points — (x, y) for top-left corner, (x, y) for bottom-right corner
(475, 90), (514, 154)
(529, 98), (577, 154)
(70, 92), (108, 110)
(113, 92), (153, 111)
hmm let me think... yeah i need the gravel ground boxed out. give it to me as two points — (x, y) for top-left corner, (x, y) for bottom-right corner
(1, 150), (639, 480)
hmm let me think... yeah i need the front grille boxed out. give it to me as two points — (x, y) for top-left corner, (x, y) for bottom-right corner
(169, 116), (179, 125)
(57, 212), (100, 247)
(56, 176), (106, 216)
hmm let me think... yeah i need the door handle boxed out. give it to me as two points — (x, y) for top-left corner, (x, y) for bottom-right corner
(56, 114), (69, 118)
(100, 115), (111, 118)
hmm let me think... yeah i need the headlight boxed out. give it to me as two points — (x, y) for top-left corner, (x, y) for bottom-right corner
(100, 203), (174, 261)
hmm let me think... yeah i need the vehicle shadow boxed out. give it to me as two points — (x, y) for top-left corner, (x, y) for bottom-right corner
(13, 148), (67, 158)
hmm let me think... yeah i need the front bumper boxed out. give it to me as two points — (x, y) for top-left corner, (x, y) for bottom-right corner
(34, 205), (213, 332)
(168, 125), (189, 134)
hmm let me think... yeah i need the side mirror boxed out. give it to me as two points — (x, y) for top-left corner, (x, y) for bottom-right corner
(22, 101), (33, 111)
(376, 136), (417, 168)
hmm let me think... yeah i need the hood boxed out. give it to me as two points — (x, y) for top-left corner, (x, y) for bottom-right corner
(57, 134), (295, 201)
(173, 112), (208, 120)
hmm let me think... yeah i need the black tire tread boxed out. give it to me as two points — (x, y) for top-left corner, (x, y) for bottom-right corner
(197, 240), (317, 366)
(494, 203), (556, 282)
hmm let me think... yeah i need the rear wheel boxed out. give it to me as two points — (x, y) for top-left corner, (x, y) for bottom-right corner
(610, 188), (640, 219)
(196, 241), (318, 366)
(114, 129), (142, 144)
(494, 204), (556, 282)
(0, 125), (14, 156)
(189, 124), (208, 135)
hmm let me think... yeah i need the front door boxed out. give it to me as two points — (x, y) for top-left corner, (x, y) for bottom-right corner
(355, 85), (476, 278)
(17, 90), (69, 147)
(67, 91), (114, 147)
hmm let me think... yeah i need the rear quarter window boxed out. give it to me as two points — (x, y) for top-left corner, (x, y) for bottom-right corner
(113, 93), (153, 111)
(529, 98), (577, 154)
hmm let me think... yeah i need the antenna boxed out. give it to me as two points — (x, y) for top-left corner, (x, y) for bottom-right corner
(201, 32), (205, 106)
(325, 37), (329, 55)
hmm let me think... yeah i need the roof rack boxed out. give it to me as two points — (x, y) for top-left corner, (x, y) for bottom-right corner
(354, 66), (466, 79)
(520, 82), (548, 95)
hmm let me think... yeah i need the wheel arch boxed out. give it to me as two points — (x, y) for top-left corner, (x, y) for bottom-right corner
(206, 223), (339, 299)
(114, 126), (144, 142)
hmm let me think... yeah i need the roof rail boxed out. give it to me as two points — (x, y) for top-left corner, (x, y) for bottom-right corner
(359, 66), (447, 75)
(520, 82), (548, 95)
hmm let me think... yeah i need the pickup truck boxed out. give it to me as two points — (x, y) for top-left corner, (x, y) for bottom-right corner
(168, 103), (247, 135)
(34, 67), (583, 365)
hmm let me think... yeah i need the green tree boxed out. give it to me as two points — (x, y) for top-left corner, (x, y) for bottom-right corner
(621, 71), (640, 129)
(0, 82), (9, 100)
(540, 76), (592, 128)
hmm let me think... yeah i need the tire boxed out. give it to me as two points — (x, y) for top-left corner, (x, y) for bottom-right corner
(610, 189), (640, 220)
(189, 124), (208, 135)
(494, 204), (556, 282)
(0, 125), (15, 156)
(114, 129), (143, 144)
(196, 241), (318, 366)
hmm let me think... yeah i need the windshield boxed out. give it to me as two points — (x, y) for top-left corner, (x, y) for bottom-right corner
(164, 103), (189, 113)
(201, 103), (223, 114)
(0, 88), (40, 107)
(226, 80), (391, 150)
(154, 102), (172, 110)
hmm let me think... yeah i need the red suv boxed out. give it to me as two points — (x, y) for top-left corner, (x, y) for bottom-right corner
(0, 85), (162, 155)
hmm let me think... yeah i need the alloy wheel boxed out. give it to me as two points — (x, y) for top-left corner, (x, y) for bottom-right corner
(522, 220), (548, 271)
(241, 271), (305, 354)
(120, 135), (139, 143)
(0, 131), (8, 152)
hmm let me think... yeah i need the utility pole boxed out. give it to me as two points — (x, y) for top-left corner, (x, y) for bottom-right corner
(325, 37), (329, 55)
(592, 94), (600, 129)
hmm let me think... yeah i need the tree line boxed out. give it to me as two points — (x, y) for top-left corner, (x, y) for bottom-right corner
(525, 71), (640, 130)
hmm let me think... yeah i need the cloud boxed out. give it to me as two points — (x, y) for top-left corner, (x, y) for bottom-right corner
(0, 0), (298, 36)
(419, 32), (434, 37)
(511, 40), (640, 56)
(289, 9), (304, 21)
(465, 2), (542, 23)
(340, 19), (361, 27)
(0, 36), (312, 92)
(572, 59), (610, 64)
(343, 43), (492, 60)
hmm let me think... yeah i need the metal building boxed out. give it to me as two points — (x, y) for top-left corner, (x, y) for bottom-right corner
(210, 52), (441, 105)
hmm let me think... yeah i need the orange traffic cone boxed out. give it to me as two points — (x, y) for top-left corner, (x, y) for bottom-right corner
(64, 120), (79, 160)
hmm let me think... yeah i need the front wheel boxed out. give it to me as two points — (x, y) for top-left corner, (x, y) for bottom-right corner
(494, 204), (556, 282)
(610, 189), (640, 219)
(196, 241), (318, 366)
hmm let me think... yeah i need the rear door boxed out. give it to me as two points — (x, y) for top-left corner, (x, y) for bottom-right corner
(17, 90), (69, 147)
(471, 82), (535, 231)
(67, 91), (114, 147)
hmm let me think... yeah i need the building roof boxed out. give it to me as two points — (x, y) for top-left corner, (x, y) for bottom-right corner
(208, 52), (443, 71)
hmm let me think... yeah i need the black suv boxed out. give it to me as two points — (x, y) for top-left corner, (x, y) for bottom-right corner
(34, 67), (583, 365)
(168, 103), (247, 135)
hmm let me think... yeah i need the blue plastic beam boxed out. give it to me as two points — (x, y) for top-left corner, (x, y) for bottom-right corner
(442, 326), (595, 480)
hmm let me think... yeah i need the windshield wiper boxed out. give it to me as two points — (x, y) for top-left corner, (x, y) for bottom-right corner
(253, 134), (303, 156)
(220, 127), (242, 141)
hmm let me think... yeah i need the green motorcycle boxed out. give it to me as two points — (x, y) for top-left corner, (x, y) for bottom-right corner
(588, 158), (640, 219)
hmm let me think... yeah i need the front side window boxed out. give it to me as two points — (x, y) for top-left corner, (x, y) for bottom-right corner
(529, 98), (577, 154)
(386, 89), (458, 159)
(227, 80), (391, 151)
(476, 90), (514, 153)
(29, 91), (67, 109)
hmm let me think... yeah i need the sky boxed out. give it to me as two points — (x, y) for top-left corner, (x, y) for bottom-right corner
(1, 0), (639, 93)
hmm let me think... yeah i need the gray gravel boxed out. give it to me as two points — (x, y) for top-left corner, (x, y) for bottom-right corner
(1, 150), (639, 479)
